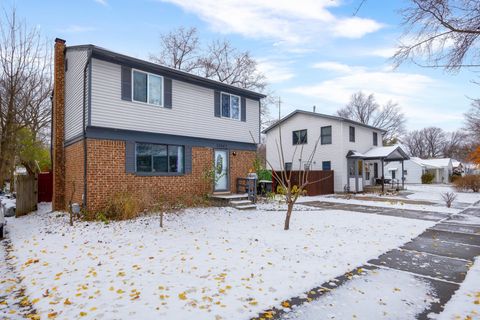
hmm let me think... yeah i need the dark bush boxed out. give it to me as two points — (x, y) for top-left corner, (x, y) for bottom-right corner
(421, 172), (435, 184)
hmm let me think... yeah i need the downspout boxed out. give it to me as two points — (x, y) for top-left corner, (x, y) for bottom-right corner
(82, 49), (92, 209)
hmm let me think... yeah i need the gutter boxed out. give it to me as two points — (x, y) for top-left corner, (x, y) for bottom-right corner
(82, 49), (93, 209)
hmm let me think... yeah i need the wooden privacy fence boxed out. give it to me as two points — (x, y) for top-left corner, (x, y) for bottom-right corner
(16, 174), (38, 217)
(272, 170), (334, 196)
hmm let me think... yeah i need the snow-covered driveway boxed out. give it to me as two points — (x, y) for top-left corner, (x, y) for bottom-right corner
(2, 204), (433, 320)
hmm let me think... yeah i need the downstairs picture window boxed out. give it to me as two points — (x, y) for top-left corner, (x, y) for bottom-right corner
(136, 143), (184, 173)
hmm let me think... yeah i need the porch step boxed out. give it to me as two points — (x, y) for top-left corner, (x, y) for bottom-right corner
(230, 200), (252, 206)
(235, 204), (257, 210)
(209, 193), (257, 210)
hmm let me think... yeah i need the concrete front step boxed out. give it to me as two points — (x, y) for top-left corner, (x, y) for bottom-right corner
(235, 204), (257, 210)
(230, 200), (253, 205)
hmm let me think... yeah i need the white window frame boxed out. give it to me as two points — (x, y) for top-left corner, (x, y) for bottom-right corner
(220, 92), (241, 121)
(131, 69), (164, 107)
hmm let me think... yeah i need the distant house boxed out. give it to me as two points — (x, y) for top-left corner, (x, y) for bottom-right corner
(384, 157), (454, 184)
(51, 39), (265, 212)
(263, 110), (409, 193)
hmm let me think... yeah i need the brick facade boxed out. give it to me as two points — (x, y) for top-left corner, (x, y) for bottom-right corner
(52, 38), (66, 211)
(64, 141), (85, 208)
(80, 138), (255, 212)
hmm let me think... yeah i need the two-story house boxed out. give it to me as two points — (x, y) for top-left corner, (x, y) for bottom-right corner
(263, 110), (409, 193)
(51, 38), (265, 212)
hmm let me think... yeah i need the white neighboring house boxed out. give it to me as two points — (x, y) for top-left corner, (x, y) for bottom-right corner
(263, 110), (409, 193)
(385, 157), (454, 184)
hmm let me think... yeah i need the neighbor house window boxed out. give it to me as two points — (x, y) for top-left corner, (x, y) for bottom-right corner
(284, 162), (292, 171)
(221, 93), (240, 120)
(136, 143), (184, 173)
(321, 126), (332, 145)
(373, 132), (378, 146)
(322, 161), (331, 171)
(132, 70), (163, 106)
(349, 126), (355, 142)
(292, 129), (307, 145)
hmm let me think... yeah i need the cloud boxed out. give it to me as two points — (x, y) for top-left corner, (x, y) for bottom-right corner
(62, 25), (96, 33)
(312, 61), (366, 73)
(158, 0), (383, 45)
(288, 63), (464, 128)
(94, 0), (108, 6)
(257, 59), (295, 83)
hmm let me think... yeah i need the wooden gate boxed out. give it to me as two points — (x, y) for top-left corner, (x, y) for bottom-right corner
(272, 170), (334, 196)
(38, 172), (53, 202)
(16, 175), (38, 217)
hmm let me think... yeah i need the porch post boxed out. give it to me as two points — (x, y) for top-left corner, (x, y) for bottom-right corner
(401, 160), (405, 189)
(381, 158), (385, 193)
(354, 159), (359, 193)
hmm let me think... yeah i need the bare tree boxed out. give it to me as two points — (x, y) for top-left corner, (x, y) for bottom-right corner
(423, 127), (446, 158)
(394, 0), (480, 71)
(337, 92), (406, 144)
(442, 130), (468, 159)
(149, 26), (201, 73)
(0, 8), (52, 186)
(403, 127), (447, 158)
(465, 99), (480, 140)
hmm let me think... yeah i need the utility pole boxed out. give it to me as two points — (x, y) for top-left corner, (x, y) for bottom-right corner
(277, 96), (282, 120)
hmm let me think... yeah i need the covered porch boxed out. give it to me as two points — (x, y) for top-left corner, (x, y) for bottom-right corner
(346, 146), (410, 193)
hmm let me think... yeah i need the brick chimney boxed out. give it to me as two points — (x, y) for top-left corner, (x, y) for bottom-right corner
(52, 38), (66, 211)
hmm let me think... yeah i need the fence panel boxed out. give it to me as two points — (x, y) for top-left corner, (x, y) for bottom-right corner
(272, 170), (334, 196)
(16, 175), (38, 217)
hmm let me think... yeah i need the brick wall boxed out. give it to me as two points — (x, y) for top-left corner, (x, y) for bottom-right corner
(230, 150), (257, 193)
(52, 38), (66, 211)
(65, 140), (85, 208)
(83, 138), (256, 212)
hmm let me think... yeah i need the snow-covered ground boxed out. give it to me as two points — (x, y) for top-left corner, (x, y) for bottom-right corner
(3, 203), (433, 320)
(296, 194), (460, 214)
(435, 258), (480, 320)
(0, 244), (24, 319)
(404, 184), (480, 205)
(280, 268), (436, 320)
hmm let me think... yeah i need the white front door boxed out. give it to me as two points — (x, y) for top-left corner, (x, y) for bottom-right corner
(214, 150), (229, 192)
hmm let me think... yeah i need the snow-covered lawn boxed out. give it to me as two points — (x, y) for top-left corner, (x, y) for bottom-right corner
(280, 268), (436, 320)
(436, 258), (480, 320)
(3, 203), (434, 320)
(404, 184), (480, 205)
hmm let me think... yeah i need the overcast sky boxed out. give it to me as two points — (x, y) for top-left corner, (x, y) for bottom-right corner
(9, 0), (478, 132)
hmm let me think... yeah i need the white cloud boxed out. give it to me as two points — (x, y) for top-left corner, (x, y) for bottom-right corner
(158, 0), (383, 45)
(288, 63), (464, 128)
(369, 47), (396, 58)
(312, 61), (366, 73)
(257, 59), (295, 83)
(62, 25), (96, 33)
(94, 0), (108, 6)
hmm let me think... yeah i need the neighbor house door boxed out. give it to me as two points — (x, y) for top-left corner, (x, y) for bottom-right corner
(214, 150), (229, 192)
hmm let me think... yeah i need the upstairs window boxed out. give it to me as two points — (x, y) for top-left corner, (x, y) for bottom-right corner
(133, 70), (163, 106)
(373, 132), (378, 146)
(322, 161), (331, 171)
(349, 126), (355, 142)
(221, 93), (240, 120)
(136, 143), (184, 173)
(292, 129), (307, 145)
(321, 126), (332, 145)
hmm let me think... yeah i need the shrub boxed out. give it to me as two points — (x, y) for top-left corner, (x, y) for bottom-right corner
(421, 172), (435, 184)
(104, 192), (142, 220)
(453, 175), (480, 192)
(257, 168), (272, 181)
(441, 192), (457, 208)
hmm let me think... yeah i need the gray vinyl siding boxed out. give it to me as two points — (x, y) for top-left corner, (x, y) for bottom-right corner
(90, 58), (260, 144)
(65, 49), (88, 140)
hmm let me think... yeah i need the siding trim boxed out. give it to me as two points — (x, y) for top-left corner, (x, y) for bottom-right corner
(86, 126), (257, 151)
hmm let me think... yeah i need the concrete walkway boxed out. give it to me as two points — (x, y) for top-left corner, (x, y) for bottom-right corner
(252, 201), (480, 320)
